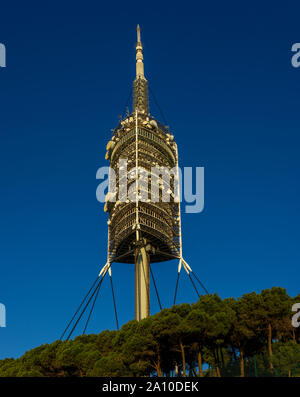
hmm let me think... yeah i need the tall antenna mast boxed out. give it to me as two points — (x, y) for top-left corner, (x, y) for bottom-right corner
(133, 25), (149, 115)
(135, 24), (144, 78)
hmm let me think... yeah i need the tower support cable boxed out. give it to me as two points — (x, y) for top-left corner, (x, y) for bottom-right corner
(148, 85), (168, 126)
(120, 89), (133, 121)
(149, 264), (163, 311)
(83, 277), (104, 334)
(181, 257), (209, 295)
(66, 274), (106, 341)
(188, 273), (200, 299)
(190, 271), (209, 295)
(60, 275), (100, 341)
(173, 270), (181, 305)
(109, 274), (119, 330)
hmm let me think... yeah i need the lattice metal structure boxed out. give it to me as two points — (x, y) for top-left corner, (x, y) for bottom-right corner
(104, 25), (181, 320)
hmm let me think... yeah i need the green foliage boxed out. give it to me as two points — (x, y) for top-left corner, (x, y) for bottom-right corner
(0, 287), (299, 377)
(270, 342), (300, 376)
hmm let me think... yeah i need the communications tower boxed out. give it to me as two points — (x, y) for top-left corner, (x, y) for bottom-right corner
(104, 25), (183, 321)
(60, 26), (208, 340)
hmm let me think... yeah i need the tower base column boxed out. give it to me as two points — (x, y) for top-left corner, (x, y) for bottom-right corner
(134, 243), (150, 321)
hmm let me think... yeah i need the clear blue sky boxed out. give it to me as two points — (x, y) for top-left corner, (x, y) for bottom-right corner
(0, 0), (299, 358)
